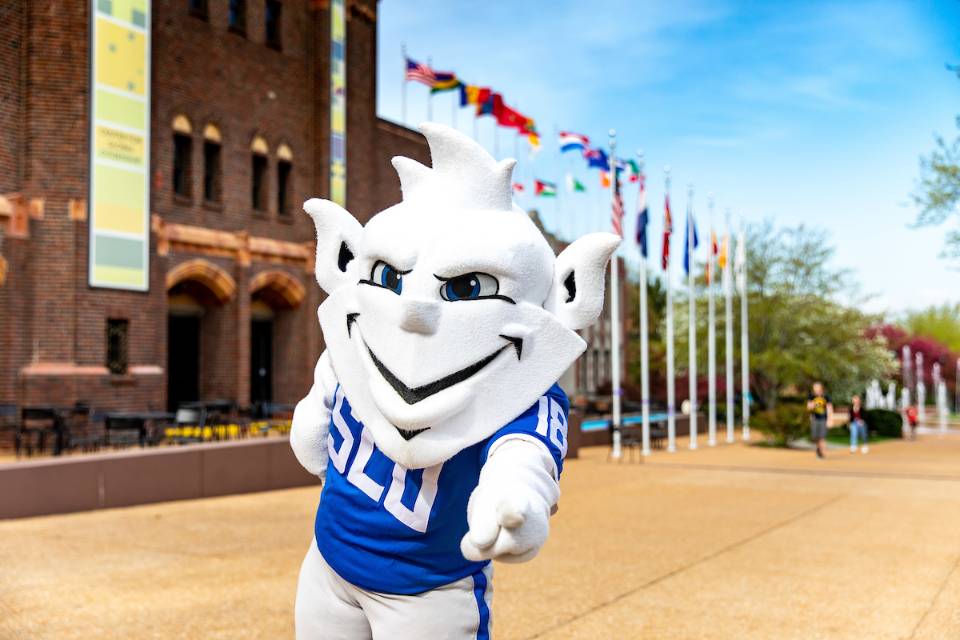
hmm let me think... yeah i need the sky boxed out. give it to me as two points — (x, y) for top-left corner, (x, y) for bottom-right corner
(375, 0), (960, 315)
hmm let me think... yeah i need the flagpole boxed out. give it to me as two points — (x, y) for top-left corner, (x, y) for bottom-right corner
(707, 193), (717, 447)
(687, 183), (698, 450)
(452, 90), (457, 128)
(917, 352), (925, 425)
(426, 56), (433, 121)
(738, 227), (750, 440)
(609, 130), (623, 459)
(724, 209), (735, 444)
(400, 43), (407, 124)
(665, 166), (676, 453)
(638, 152), (651, 456)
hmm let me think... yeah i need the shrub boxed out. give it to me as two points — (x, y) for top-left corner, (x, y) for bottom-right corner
(864, 409), (902, 438)
(752, 403), (808, 446)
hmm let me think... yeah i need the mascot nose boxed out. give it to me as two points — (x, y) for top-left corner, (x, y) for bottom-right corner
(397, 299), (440, 335)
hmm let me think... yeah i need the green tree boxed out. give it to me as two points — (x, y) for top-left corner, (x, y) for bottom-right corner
(669, 221), (896, 409)
(901, 303), (960, 352)
(913, 114), (960, 259)
(743, 221), (896, 407)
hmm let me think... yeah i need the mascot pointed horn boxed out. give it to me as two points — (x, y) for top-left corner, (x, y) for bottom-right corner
(391, 123), (517, 212)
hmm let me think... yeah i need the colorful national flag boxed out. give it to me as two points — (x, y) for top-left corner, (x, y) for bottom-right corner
(636, 174), (649, 258)
(565, 173), (586, 193)
(534, 179), (557, 197)
(612, 175), (624, 237)
(430, 71), (461, 93)
(512, 182), (525, 193)
(559, 131), (590, 153)
(600, 170), (611, 188)
(495, 101), (528, 130)
(584, 147), (609, 170)
(621, 159), (641, 183)
(475, 88), (496, 116)
(683, 204), (699, 276)
(662, 193), (673, 271)
(459, 84), (481, 107)
(405, 58), (437, 86)
(718, 234), (729, 270)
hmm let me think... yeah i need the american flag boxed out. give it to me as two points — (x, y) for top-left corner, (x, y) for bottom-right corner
(405, 58), (436, 86)
(611, 174), (624, 237)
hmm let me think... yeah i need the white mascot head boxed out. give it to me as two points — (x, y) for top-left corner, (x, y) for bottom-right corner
(306, 123), (619, 469)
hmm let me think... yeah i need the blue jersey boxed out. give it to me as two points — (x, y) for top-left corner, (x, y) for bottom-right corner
(314, 383), (569, 595)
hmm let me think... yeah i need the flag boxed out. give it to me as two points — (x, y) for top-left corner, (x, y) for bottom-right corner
(636, 174), (649, 258)
(584, 147), (609, 170)
(735, 231), (747, 294)
(405, 58), (436, 86)
(621, 159), (641, 183)
(476, 89), (496, 116)
(522, 118), (541, 150)
(559, 131), (590, 153)
(495, 101), (528, 130)
(459, 84), (481, 107)
(612, 174), (624, 237)
(600, 170), (611, 188)
(662, 193), (673, 270)
(512, 182), (525, 193)
(683, 205), (699, 276)
(718, 234), (729, 270)
(534, 180), (557, 197)
(430, 71), (461, 93)
(566, 173), (586, 193)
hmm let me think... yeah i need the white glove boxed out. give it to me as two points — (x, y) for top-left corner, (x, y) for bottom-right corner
(460, 438), (561, 564)
(290, 351), (337, 478)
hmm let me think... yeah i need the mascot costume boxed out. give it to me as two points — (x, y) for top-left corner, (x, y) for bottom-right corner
(291, 123), (619, 639)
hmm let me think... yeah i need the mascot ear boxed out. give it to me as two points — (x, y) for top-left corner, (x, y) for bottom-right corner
(303, 198), (363, 294)
(546, 232), (620, 331)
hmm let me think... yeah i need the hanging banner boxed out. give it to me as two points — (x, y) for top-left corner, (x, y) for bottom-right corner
(330, 0), (347, 206)
(89, 0), (151, 291)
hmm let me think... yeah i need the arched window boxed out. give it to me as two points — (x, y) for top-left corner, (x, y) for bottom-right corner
(203, 124), (222, 204)
(277, 143), (293, 216)
(251, 135), (269, 212)
(172, 115), (193, 198)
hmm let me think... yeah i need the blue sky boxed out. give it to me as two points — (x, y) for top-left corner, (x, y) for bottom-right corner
(376, 0), (960, 314)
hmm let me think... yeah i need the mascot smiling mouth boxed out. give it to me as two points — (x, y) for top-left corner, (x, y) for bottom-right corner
(347, 312), (523, 439)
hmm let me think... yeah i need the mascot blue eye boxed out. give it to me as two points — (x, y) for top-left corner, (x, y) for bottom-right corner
(371, 261), (403, 294)
(440, 273), (499, 301)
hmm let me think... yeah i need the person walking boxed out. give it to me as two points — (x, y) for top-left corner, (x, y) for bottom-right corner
(807, 382), (833, 459)
(849, 394), (868, 454)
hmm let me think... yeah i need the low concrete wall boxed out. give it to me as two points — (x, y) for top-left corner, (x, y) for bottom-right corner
(579, 416), (692, 448)
(0, 437), (318, 520)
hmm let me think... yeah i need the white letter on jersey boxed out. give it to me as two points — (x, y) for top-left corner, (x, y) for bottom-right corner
(328, 389), (355, 474)
(346, 426), (385, 501)
(384, 462), (443, 533)
(535, 396), (568, 458)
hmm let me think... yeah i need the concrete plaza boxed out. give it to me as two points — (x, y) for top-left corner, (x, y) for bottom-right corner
(2, 434), (959, 639)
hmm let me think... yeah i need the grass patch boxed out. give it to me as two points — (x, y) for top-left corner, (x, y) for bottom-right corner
(825, 426), (896, 446)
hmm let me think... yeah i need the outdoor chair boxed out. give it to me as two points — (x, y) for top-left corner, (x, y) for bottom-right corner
(0, 404), (17, 453)
(64, 404), (103, 452)
(17, 408), (61, 457)
(165, 406), (206, 444)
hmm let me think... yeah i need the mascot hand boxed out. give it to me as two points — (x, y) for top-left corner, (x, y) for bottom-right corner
(461, 438), (560, 564)
(290, 351), (337, 478)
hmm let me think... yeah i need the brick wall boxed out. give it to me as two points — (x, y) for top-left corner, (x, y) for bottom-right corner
(0, 0), (431, 415)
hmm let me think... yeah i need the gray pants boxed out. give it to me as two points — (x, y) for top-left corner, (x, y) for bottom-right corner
(295, 538), (493, 639)
(810, 417), (828, 441)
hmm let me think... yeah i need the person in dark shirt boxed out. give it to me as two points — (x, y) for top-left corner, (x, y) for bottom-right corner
(849, 394), (868, 454)
(807, 382), (833, 459)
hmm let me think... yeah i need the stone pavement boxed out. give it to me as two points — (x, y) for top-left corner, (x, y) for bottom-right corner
(2, 433), (959, 639)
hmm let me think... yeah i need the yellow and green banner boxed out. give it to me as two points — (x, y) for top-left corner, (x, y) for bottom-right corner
(89, 0), (150, 291)
(330, 0), (346, 207)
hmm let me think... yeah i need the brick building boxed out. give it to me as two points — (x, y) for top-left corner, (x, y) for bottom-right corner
(0, 0), (622, 415)
(0, 0), (430, 412)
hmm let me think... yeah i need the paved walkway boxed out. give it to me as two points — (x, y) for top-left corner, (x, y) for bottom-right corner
(2, 434), (960, 639)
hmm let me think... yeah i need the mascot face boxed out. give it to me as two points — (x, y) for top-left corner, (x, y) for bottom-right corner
(307, 124), (619, 469)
